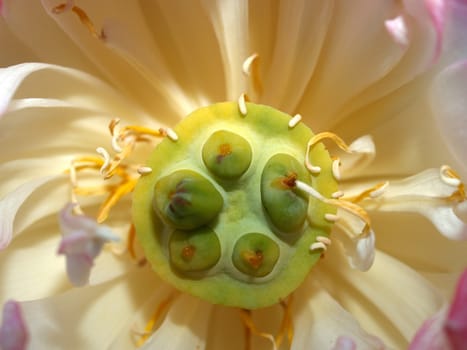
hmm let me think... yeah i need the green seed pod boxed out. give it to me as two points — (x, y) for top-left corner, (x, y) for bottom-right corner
(202, 130), (252, 179)
(261, 153), (309, 233)
(169, 227), (221, 272)
(153, 170), (223, 230)
(232, 233), (280, 277)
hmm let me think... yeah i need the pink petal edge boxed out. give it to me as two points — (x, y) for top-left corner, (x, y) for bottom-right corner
(0, 300), (28, 350)
(445, 269), (467, 348)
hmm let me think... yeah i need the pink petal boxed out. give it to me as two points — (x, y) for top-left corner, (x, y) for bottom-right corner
(0, 300), (28, 350)
(332, 336), (356, 350)
(57, 203), (118, 286)
(445, 269), (467, 348)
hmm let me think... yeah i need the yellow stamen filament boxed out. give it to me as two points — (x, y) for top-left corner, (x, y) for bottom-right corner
(295, 180), (371, 237)
(239, 310), (277, 350)
(52, 2), (105, 40)
(275, 297), (294, 350)
(305, 132), (353, 174)
(134, 293), (178, 347)
(97, 177), (137, 223)
(345, 182), (389, 203)
(242, 53), (263, 97)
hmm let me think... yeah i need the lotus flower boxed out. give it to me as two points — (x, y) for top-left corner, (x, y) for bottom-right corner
(1, 1), (467, 349)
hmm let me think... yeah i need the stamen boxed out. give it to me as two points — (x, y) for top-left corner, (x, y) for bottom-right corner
(96, 147), (111, 175)
(332, 191), (345, 199)
(97, 178), (137, 223)
(325, 213), (339, 222)
(166, 128), (179, 142)
(332, 158), (341, 181)
(242, 53), (263, 97)
(370, 181), (389, 198)
(316, 236), (332, 246)
(52, 2), (105, 40)
(133, 293), (178, 347)
(440, 165), (462, 187)
(137, 166), (153, 175)
(239, 310), (277, 350)
(346, 182), (390, 203)
(310, 242), (327, 251)
(275, 296), (294, 350)
(238, 93), (248, 116)
(295, 180), (371, 237)
(305, 131), (358, 175)
(288, 114), (302, 129)
(127, 224), (137, 260)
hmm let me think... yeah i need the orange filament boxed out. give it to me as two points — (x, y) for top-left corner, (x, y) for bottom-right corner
(239, 309), (277, 350)
(239, 298), (294, 350)
(276, 296), (294, 350)
(127, 224), (137, 260)
(52, 3), (105, 40)
(134, 293), (178, 347)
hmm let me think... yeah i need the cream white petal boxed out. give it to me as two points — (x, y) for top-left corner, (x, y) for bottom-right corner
(139, 1), (226, 105)
(0, 175), (61, 249)
(372, 211), (467, 272)
(291, 276), (384, 350)
(431, 61), (467, 178)
(107, 283), (176, 350)
(140, 295), (213, 350)
(260, 0), (333, 112)
(0, 19), (36, 66)
(0, 211), (135, 303)
(1, 0), (99, 74)
(38, 0), (186, 122)
(334, 228), (375, 272)
(298, 0), (407, 130)
(205, 306), (246, 350)
(0, 63), (149, 120)
(201, 0), (248, 100)
(319, 248), (444, 348)
(19, 268), (157, 349)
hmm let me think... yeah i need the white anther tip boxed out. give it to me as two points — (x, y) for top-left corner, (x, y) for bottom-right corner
(288, 114), (302, 128)
(324, 213), (339, 222)
(238, 93), (248, 116)
(242, 53), (259, 76)
(137, 166), (153, 175)
(310, 242), (327, 252)
(167, 128), (178, 142)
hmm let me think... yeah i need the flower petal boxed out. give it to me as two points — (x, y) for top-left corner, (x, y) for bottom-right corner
(260, 0), (333, 112)
(319, 248), (444, 348)
(0, 300), (28, 350)
(1, 0), (98, 74)
(431, 61), (467, 179)
(298, 0), (407, 130)
(19, 268), (156, 349)
(0, 175), (60, 249)
(201, 0), (248, 100)
(334, 229), (375, 272)
(445, 269), (467, 348)
(292, 276), (385, 349)
(57, 203), (119, 286)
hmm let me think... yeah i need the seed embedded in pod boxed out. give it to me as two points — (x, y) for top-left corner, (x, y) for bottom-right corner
(261, 153), (309, 233)
(232, 233), (280, 277)
(169, 227), (221, 272)
(202, 130), (252, 179)
(153, 170), (224, 230)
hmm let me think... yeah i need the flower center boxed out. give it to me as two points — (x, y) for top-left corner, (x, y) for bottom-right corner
(132, 102), (339, 309)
